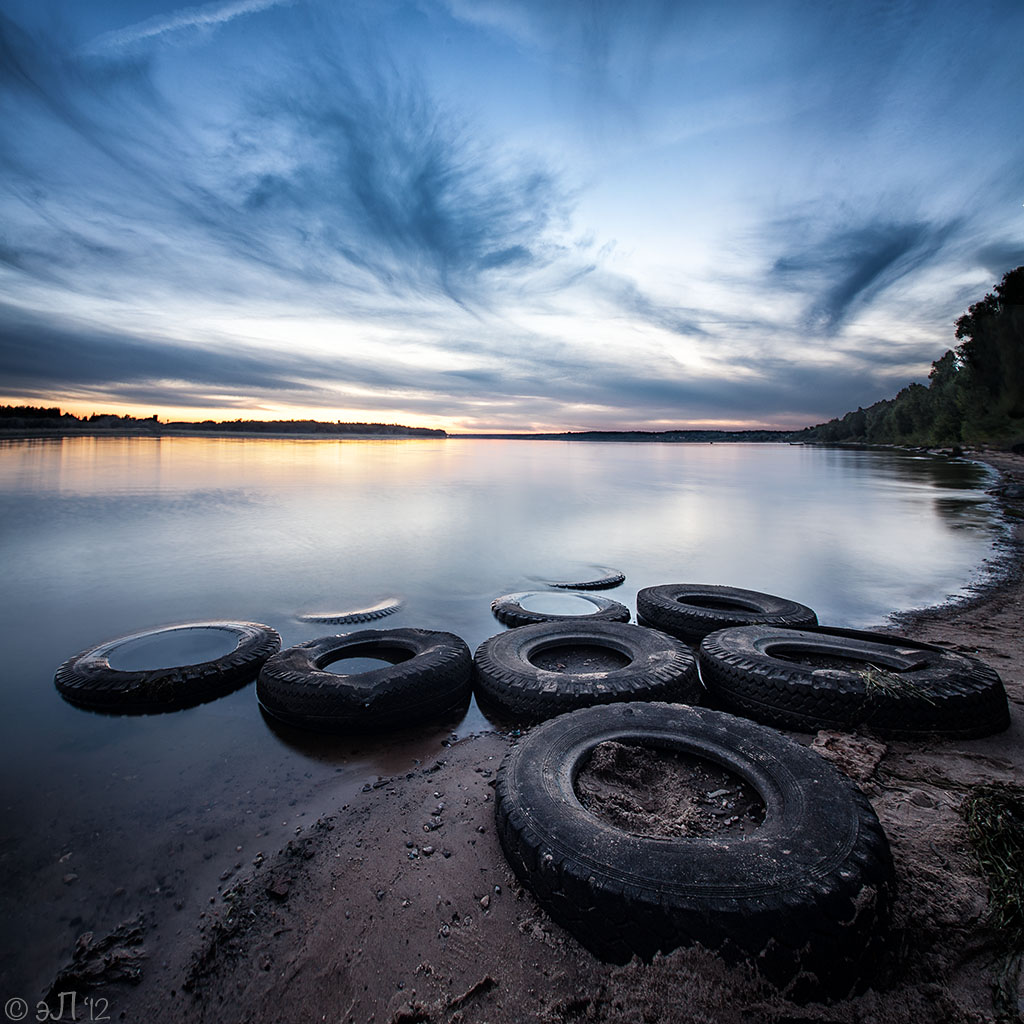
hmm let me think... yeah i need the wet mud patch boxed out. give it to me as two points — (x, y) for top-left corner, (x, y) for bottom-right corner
(575, 740), (765, 838)
(529, 644), (632, 673)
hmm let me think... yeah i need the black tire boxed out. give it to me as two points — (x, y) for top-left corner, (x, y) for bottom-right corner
(54, 621), (281, 714)
(698, 624), (1010, 738)
(257, 628), (472, 732)
(473, 621), (699, 721)
(636, 583), (818, 642)
(540, 567), (626, 590)
(297, 598), (402, 624)
(491, 591), (631, 628)
(495, 701), (894, 1000)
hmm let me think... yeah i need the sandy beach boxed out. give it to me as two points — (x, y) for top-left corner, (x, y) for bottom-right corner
(37, 452), (1024, 1024)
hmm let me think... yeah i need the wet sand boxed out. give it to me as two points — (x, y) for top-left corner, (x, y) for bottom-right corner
(40, 453), (1024, 1024)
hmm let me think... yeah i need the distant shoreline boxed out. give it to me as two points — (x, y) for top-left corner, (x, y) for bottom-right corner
(0, 428), (448, 442)
(0, 425), (798, 443)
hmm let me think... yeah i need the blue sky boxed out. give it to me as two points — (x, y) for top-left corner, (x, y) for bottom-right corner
(1, 0), (1022, 431)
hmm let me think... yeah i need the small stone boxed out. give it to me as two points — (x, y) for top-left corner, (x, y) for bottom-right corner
(422, 846), (434, 856)
(267, 878), (291, 901)
(476, 826), (486, 834)
(480, 895), (490, 910)
(63, 873), (78, 885)
(376, 889), (386, 902)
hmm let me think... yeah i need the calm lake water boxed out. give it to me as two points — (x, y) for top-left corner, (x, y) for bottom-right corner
(0, 436), (1008, 995)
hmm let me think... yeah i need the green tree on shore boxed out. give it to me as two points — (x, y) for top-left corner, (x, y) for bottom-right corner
(796, 266), (1024, 447)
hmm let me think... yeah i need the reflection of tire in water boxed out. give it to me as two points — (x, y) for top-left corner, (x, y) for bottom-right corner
(698, 624), (1010, 738)
(257, 627), (472, 732)
(491, 591), (631, 628)
(495, 701), (894, 1000)
(473, 620), (699, 721)
(297, 598), (403, 624)
(55, 621), (282, 714)
(637, 583), (818, 642)
(533, 566), (626, 590)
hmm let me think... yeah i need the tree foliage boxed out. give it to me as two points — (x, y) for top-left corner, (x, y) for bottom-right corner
(796, 266), (1024, 446)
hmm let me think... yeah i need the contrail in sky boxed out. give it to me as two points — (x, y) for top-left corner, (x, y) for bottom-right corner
(86, 0), (292, 53)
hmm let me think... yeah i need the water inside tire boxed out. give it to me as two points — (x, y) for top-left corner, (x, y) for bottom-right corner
(575, 741), (765, 839)
(517, 593), (603, 615)
(107, 627), (239, 670)
(528, 643), (631, 673)
(323, 644), (415, 675)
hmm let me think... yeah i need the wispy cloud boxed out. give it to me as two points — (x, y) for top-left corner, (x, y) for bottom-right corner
(1, 9), (578, 312)
(85, 0), (293, 54)
(771, 217), (959, 333)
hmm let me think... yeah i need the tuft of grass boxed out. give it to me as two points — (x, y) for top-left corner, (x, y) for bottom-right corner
(859, 664), (936, 705)
(962, 783), (1024, 951)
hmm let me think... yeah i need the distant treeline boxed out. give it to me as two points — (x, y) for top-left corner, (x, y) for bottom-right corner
(0, 408), (445, 437)
(795, 266), (1024, 447)
(456, 429), (794, 442)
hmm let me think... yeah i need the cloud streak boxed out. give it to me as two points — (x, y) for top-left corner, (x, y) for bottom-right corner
(85, 0), (292, 53)
(771, 217), (959, 333)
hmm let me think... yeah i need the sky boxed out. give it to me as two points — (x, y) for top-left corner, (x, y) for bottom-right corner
(1, 0), (1023, 432)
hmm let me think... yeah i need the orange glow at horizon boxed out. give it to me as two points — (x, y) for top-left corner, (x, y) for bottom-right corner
(1, 395), (812, 434)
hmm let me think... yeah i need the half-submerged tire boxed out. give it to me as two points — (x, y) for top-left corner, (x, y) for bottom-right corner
(257, 628), (471, 732)
(538, 567), (626, 590)
(473, 620), (699, 721)
(491, 591), (631, 628)
(698, 624), (1010, 739)
(495, 701), (894, 1000)
(637, 583), (818, 643)
(55, 621), (281, 714)
(297, 598), (402, 625)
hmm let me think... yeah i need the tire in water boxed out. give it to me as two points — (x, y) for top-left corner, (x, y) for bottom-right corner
(636, 583), (818, 642)
(473, 620), (699, 721)
(491, 591), (631, 628)
(55, 620), (282, 714)
(257, 627), (472, 732)
(698, 624), (1010, 738)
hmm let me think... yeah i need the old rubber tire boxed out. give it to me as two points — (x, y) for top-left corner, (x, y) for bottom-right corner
(698, 625), (1010, 738)
(257, 628), (472, 732)
(473, 621), (699, 721)
(637, 584), (818, 642)
(495, 701), (893, 1000)
(540, 567), (626, 590)
(491, 591), (631, 628)
(54, 621), (281, 713)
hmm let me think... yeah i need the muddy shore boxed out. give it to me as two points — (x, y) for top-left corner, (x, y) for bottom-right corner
(42, 453), (1024, 1024)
